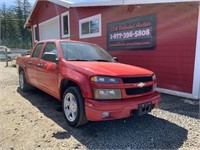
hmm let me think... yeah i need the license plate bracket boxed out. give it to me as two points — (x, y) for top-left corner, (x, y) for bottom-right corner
(138, 102), (152, 116)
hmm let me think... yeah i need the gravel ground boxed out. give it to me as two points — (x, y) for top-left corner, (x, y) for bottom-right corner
(0, 62), (199, 150)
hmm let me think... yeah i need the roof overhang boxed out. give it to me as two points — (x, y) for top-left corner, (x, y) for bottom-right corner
(71, 0), (200, 7)
(24, 0), (200, 28)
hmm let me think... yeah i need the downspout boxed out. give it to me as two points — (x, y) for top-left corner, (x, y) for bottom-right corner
(192, 4), (200, 99)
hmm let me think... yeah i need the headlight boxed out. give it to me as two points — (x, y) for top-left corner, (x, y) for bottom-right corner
(152, 74), (156, 80)
(93, 88), (122, 99)
(91, 76), (120, 84)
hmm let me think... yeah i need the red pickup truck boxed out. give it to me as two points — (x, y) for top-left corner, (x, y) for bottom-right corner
(17, 39), (160, 127)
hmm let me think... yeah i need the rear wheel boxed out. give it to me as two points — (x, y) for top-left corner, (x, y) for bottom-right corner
(19, 71), (33, 91)
(62, 87), (88, 127)
(7, 57), (11, 61)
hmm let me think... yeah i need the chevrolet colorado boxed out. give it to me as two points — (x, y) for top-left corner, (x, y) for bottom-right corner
(17, 39), (160, 127)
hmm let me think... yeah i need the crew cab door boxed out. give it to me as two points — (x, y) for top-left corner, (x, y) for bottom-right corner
(36, 42), (59, 98)
(26, 43), (44, 85)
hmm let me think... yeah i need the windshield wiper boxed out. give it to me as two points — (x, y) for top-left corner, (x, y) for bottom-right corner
(91, 59), (110, 62)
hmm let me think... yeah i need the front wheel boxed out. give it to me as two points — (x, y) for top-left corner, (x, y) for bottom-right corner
(62, 87), (88, 127)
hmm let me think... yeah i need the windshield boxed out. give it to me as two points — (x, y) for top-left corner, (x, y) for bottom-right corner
(60, 41), (114, 62)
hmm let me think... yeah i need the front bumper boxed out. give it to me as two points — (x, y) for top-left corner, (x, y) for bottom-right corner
(85, 92), (160, 121)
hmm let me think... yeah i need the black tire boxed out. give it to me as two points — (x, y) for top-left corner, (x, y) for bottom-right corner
(19, 71), (33, 91)
(7, 57), (11, 61)
(62, 87), (88, 127)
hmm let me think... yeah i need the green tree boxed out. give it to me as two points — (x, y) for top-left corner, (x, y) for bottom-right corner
(22, 0), (32, 48)
(0, 3), (7, 45)
(0, 0), (32, 49)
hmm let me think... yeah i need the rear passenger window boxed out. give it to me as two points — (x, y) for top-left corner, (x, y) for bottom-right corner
(42, 42), (58, 59)
(32, 43), (43, 58)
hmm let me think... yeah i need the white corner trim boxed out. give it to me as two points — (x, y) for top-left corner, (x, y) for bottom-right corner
(192, 5), (200, 99)
(79, 14), (102, 39)
(61, 11), (70, 38)
(156, 88), (198, 100)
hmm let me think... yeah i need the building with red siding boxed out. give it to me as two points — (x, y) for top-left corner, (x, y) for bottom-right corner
(25, 0), (200, 100)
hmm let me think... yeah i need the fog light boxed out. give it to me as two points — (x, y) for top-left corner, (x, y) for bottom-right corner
(102, 112), (110, 118)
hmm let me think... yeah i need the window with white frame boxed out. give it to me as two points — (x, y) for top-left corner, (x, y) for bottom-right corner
(79, 14), (101, 39)
(61, 11), (70, 38)
(33, 25), (38, 42)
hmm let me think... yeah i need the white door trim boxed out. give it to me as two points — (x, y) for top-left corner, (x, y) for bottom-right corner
(39, 16), (60, 26)
(39, 16), (60, 40)
(192, 5), (200, 99)
(157, 88), (198, 100)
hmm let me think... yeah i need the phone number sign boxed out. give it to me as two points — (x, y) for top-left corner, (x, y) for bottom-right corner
(107, 14), (156, 50)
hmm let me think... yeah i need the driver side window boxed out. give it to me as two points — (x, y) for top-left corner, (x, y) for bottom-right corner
(42, 42), (58, 60)
(32, 43), (43, 58)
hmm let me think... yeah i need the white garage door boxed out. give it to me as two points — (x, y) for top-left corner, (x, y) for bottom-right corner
(39, 16), (60, 40)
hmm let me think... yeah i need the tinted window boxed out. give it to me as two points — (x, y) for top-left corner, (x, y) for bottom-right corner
(63, 15), (69, 35)
(32, 43), (43, 58)
(42, 42), (58, 60)
(81, 22), (90, 34)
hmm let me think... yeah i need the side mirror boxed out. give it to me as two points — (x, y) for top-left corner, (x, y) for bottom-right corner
(113, 57), (118, 62)
(43, 52), (57, 63)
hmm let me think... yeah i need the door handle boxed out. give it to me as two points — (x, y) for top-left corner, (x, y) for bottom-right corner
(27, 61), (32, 65)
(38, 63), (43, 67)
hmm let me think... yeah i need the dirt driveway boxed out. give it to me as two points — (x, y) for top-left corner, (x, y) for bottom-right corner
(0, 62), (199, 150)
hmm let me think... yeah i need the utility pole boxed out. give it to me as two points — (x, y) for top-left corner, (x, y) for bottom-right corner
(0, 14), (5, 46)
(0, 15), (4, 46)
(0, 16), (1, 46)
(5, 47), (8, 67)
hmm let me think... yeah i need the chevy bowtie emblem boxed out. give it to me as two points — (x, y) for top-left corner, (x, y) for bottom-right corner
(138, 82), (145, 88)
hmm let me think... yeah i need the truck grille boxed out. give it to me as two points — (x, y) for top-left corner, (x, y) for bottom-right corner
(125, 86), (152, 95)
(122, 76), (152, 84)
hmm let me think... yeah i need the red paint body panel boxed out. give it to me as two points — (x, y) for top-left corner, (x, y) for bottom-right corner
(17, 39), (160, 121)
(64, 61), (153, 76)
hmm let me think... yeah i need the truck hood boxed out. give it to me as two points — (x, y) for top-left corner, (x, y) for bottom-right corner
(65, 61), (153, 77)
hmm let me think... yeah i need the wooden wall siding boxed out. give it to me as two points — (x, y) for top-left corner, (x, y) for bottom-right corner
(32, 2), (198, 93)
(32, 1), (67, 24)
